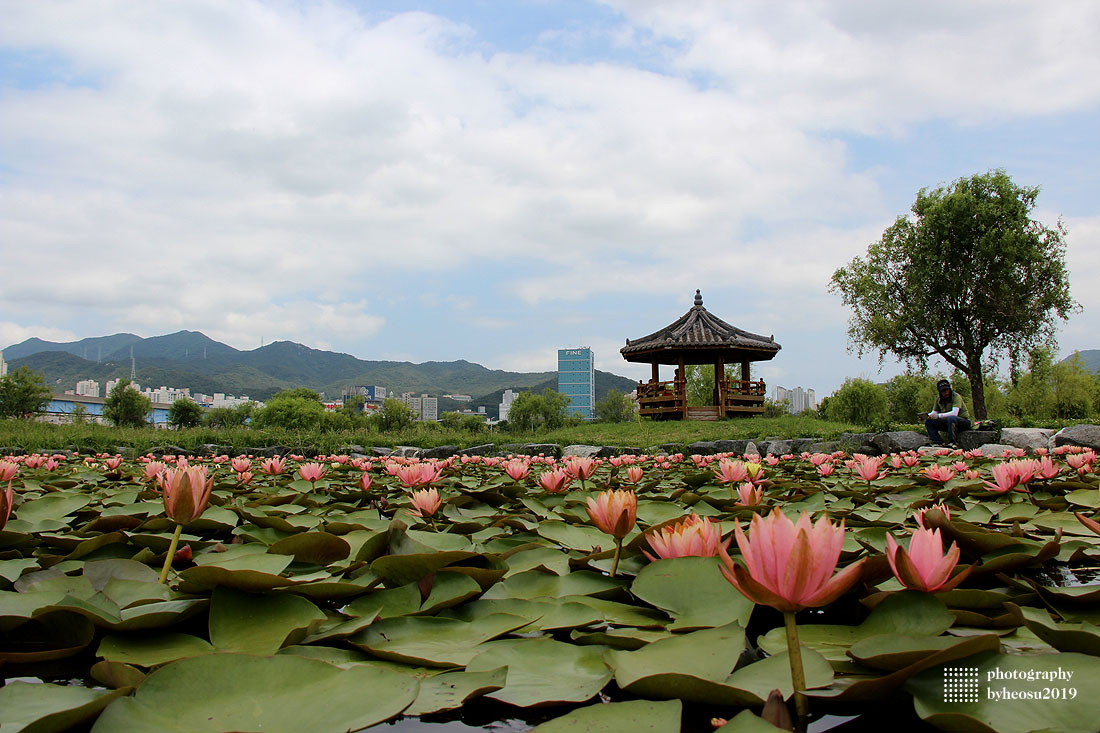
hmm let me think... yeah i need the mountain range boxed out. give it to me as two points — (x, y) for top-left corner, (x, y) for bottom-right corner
(3, 331), (638, 410)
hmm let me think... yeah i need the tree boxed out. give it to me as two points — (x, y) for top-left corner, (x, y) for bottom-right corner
(825, 378), (889, 427)
(831, 170), (1078, 419)
(168, 398), (204, 429)
(252, 396), (325, 431)
(506, 389), (570, 432)
(376, 398), (417, 432)
(271, 387), (322, 403)
(883, 373), (935, 424)
(0, 366), (53, 418)
(595, 389), (637, 423)
(103, 380), (152, 427)
(204, 403), (252, 428)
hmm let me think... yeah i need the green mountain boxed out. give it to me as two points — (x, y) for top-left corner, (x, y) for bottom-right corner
(5, 331), (637, 406)
(1061, 350), (1100, 373)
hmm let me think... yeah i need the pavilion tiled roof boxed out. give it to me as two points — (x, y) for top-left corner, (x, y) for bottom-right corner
(621, 290), (780, 358)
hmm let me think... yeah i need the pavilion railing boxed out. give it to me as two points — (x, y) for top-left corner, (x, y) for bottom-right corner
(635, 379), (686, 417)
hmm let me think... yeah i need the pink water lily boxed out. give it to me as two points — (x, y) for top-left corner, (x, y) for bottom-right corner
(0, 461), (19, 483)
(714, 459), (749, 485)
(719, 509), (865, 613)
(408, 487), (443, 518)
(230, 456), (251, 473)
(886, 527), (970, 593)
(297, 462), (326, 483)
(0, 475), (14, 530)
(852, 456), (887, 482)
(644, 514), (728, 561)
(564, 457), (598, 482)
(923, 464), (956, 484)
(157, 465), (214, 525)
(259, 456), (286, 476)
(537, 468), (572, 493)
(396, 463), (443, 489)
(735, 482), (764, 506)
(983, 462), (1023, 494)
(503, 458), (531, 482)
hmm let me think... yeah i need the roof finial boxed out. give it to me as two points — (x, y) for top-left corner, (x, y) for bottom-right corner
(694, 289), (703, 307)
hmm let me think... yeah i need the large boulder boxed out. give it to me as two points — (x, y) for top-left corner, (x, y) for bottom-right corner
(713, 439), (751, 455)
(790, 438), (816, 454)
(420, 445), (459, 460)
(596, 446), (642, 457)
(807, 441), (840, 454)
(837, 433), (879, 455)
(958, 431), (999, 451)
(761, 439), (793, 456)
(654, 443), (686, 456)
(390, 446), (421, 458)
(562, 445), (601, 458)
(200, 443), (233, 456)
(1054, 424), (1100, 452)
(337, 444), (366, 456)
(370, 447), (393, 457)
(969, 443), (1018, 457)
(523, 444), (563, 458)
(458, 444), (495, 456)
(871, 431), (931, 454)
(687, 441), (717, 455)
(999, 428), (1054, 453)
(149, 445), (188, 457)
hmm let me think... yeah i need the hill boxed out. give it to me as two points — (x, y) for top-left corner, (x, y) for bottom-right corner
(5, 330), (637, 406)
(1061, 350), (1100, 373)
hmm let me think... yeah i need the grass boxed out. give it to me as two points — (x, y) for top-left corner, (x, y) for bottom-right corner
(0, 415), (868, 455)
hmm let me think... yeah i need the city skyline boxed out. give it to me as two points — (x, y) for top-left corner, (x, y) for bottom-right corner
(2, 2), (1097, 396)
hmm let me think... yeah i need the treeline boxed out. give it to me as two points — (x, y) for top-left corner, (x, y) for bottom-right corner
(820, 349), (1100, 429)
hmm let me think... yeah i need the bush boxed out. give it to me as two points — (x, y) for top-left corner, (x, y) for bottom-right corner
(595, 389), (636, 423)
(252, 396), (325, 431)
(103, 380), (152, 428)
(0, 366), (53, 418)
(825, 378), (889, 427)
(506, 389), (570, 432)
(168, 399), (205, 429)
(375, 399), (417, 432)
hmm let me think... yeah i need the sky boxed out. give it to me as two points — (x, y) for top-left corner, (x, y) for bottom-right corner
(1, 0), (1098, 397)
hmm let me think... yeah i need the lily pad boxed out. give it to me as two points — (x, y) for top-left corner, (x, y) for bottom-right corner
(350, 613), (529, 667)
(631, 557), (753, 630)
(208, 587), (325, 654)
(466, 638), (612, 707)
(91, 653), (419, 731)
(533, 699), (682, 732)
(0, 682), (130, 733)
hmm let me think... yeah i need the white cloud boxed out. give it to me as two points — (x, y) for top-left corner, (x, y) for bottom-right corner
(0, 322), (78, 349)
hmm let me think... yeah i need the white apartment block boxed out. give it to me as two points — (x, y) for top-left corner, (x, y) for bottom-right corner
(774, 386), (817, 415)
(0, 351), (7, 378)
(400, 392), (439, 422)
(76, 379), (101, 397)
(499, 389), (516, 422)
(105, 378), (142, 396)
(143, 386), (191, 404)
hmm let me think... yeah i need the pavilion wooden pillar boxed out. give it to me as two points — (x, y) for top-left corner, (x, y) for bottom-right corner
(741, 361), (750, 390)
(651, 362), (660, 382)
(678, 356), (687, 419)
(716, 358), (725, 414)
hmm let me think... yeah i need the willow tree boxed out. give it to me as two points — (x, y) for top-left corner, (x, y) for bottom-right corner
(830, 170), (1077, 419)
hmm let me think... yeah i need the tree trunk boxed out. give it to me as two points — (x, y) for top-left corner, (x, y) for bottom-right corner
(965, 352), (987, 420)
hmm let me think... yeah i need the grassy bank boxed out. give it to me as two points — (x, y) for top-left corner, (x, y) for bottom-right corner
(0, 415), (867, 454)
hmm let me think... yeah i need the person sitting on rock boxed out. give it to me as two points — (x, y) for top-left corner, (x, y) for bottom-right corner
(925, 379), (971, 447)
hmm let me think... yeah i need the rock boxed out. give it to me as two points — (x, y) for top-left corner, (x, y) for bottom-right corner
(370, 446), (393, 457)
(523, 444), (563, 459)
(1054, 424), (1100, 451)
(0, 447), (25, 456)
(656, 443), (686, 456)
(834, 433), (880, 455)
(871, 431), (930, 454)
(114, 446), (134, 458)
(968, 443), (1017, 457)
(712, 439), (750, 455)
(390, 446), (421, 458)
(563, 445), (602, 458)
(337, 444), (365, 456)
(761, 439), (793, 456)
(687, 441), (717, 455)
(791, 438), (816, 453)
(199, 444), (233, 457)
(808, 441), (839, 454)
(149, 445), (188, 458)
(999, 428), (1054, 453)
(597, 446), (641, 457)
(420, 445), (459, 460)
(742, 442), (760, 458)
(458, 444), (495, 456)
(958, 431), (999, 451)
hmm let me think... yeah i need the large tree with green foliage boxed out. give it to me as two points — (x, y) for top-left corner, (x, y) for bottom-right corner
(505, 389), (570, 432)
(831, 170), (1077, 419)
(0, 366), (53, 418)
(103, 380), (152, 427)
(595, 389), (637, 423)
(167, 399), (205, 429)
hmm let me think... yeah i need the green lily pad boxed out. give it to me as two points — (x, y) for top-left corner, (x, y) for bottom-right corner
(1008, 603), (1100, 656)
(537, 521), (617, 552)
(98, 632), (215, 667)
(208, 587), (325, 654)
(267, 531), (350, 564)
(760, 591), (954, 662)
(15, 494), (93, 522)
(0, 681), (130, 733)
(533, 699), (682, 732)
(466, 638), (612, 707)
(405, 667), (509, 716)
(906, 650), (1100, 733)
(91, 653), (419, 731)
(371, 550), (481, 586)
(351, 613), (529, 667)
(482, 569), (622, 600)
(606, 622), (746, 694)
(631, 557), (753, 630)
(0, 612), (96, 662)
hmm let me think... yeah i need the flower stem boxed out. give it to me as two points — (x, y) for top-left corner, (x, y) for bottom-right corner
(158, 523), (183, 585)
(784, 610), (809, 733)
(609, 537), (623, 578)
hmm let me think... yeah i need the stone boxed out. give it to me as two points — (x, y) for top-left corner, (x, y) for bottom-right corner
(836, 433), (878, 454)
(370, 447), (393, 457)
(337, 444), (366, 456)
(712, 439), (750, 455)
(958, 431), (999, 451)
(114, 446), (134, 458)
(808, 441), (839, 454)
(458, 444), (495, 456)
(968, 443), (1017, 457)
(871, 431), (930, 454)
(420, 445), (459, 460)
(687, 441), (717, 455)
(790, 438), (816, 453)
(200, 444), (233, 457)
(742, 442), (760, 458)
(597, 446), (641, 457)
(0, 447), (24, 456)
(563, 445), (602, 458)
(1054, 424), (1100, 451)
(523, 444), (563, 458)
(656, 443), (687, 456)
(999, 428), (1054, 453)
(390, 446), (421, 458)
(149, 445), (188, 457)
(761, 439), (793, 456)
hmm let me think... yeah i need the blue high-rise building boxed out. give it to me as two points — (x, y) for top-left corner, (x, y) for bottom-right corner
(558, 347), (595, 420)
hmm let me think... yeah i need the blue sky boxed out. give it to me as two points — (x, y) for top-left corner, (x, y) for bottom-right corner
(1, 1), (1098, 397)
